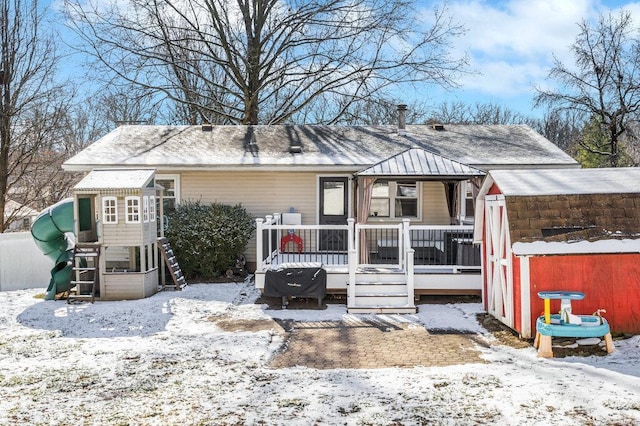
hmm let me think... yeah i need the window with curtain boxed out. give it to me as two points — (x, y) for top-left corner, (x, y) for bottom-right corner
(369, 180), (420, 219)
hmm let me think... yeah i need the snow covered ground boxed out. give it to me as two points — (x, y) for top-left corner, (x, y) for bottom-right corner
(1, 281), (639, 425)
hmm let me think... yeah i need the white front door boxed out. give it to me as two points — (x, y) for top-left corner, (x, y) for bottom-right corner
(484, 195), (513, 327)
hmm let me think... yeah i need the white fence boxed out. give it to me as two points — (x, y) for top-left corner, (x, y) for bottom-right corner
(0, 232), (51, 291)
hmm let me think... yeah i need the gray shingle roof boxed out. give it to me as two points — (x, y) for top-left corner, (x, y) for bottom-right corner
(63, 124), (578, 171)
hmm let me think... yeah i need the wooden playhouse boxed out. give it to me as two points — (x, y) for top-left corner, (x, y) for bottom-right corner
(474, 168), (640, 339)
(72, 169), (168, 300)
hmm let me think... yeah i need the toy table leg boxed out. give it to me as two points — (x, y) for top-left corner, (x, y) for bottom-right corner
(604, 333), (615, 354)
(537, 335), (553, 358)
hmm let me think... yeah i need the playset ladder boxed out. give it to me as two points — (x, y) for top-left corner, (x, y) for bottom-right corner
(68, 242), (100, 303)
(158, 237), (187, 290)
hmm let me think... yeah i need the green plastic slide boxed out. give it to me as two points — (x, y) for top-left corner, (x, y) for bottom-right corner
(30, 198), (75, 300)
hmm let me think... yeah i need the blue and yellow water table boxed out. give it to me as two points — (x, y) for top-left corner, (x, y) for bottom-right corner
(534, 291), (615, 358)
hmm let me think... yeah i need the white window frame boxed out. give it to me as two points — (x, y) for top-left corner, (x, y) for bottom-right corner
(155, 174), (180, 210)
(143, 196), (150, 223)
(102, 196), (118, 224)
(370, 180), (422, 221)
(149, 195), (156, 221)
(125, 196), (141, 224)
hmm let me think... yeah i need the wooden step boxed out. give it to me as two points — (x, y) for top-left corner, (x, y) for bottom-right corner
(347, 306), (417, 314)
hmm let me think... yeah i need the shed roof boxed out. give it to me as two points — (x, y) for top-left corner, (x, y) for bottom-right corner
(63, 124), (578, 172)
(473, 167), (640, 252)
(354, 148), (486, 179)
(74, 169), (155, 191)
(486, 168), (640, 196)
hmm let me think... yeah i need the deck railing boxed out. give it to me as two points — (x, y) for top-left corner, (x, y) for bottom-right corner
(255, 216), (480, 273)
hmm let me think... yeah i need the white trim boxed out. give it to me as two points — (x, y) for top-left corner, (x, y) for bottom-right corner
(125, 196), (141, 224)
(519, 256), (531, 339)
(102, 196), (118, 224)
(316, 174), (352, 224)
(149, 195), (156, 221)
(155, 174), (181, 206)
(143, 196), (150, 223)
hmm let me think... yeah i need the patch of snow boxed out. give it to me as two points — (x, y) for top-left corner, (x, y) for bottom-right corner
(1, 282), (639, 425)
(513, 239), (640, 255)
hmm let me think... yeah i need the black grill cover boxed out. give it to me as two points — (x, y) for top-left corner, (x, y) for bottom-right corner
(264, 267), (327, 299)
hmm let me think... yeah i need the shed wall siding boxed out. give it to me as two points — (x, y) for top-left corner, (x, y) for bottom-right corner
(102, 225), (144, 246)
(528, 253), (640, 334)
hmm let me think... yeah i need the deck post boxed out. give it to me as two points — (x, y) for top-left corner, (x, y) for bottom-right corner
(347, 218), (356, 307)
(406, 248), (415, 306)
(402, 219), (411, 267)
(256, 218), (264, 271)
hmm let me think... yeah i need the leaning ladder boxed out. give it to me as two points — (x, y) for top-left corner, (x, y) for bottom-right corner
(68, 243), (101, 303)
(158, 237), (187, 290)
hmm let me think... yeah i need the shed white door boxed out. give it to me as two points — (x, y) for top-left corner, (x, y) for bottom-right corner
(484, 195), (514, 327)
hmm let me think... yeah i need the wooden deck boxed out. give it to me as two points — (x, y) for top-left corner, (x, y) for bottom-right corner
(255, 216), (482, 313)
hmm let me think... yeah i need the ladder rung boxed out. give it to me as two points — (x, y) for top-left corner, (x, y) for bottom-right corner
(70, 280), (96, 285)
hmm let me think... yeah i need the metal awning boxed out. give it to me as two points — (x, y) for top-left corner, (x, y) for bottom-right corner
(354, 148), (486, 180)
(74, 169), (156, 191)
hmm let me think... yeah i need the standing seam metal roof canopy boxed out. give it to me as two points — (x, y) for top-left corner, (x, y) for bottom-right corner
(355, 148), (486, 179)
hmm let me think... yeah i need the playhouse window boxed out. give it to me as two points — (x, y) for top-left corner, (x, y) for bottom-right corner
(143, 196), (149, 222)
(370, 180), (420, 219)
(102, 197), (118, 224)
(104, 246), (141, 272)
(149, 195), (156, 221)
(125, 196), (141, 224)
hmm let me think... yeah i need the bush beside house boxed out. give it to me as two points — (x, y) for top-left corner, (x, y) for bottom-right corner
(166, 201), (255, 280)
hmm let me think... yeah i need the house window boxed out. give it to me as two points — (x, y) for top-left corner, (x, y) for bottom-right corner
(370, 180), (420, 219)
(459, 180), (476, 224)
(125, 196), (141, 224)
(155, 175), (180, 212)
(149, 195), (156, 221)
(143, 196), (149, 223)
(102, 197), (118, 224)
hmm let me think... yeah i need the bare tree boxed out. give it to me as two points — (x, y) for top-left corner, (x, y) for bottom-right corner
(428, 101), (534, 125)
(305, 96), (430, 125)
(535, 11), (640, 167)
(64, 0), (467, 125)
(532, 110), (583, 153)
(0, 0), (70, 231)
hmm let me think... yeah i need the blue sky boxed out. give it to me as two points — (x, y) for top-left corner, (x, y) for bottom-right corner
(415, 0), (640, 117)
(50, 0), (640, 120)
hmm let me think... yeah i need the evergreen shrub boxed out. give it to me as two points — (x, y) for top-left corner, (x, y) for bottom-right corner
(165, 201), (255, 280)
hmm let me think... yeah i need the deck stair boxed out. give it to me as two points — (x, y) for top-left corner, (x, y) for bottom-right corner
(158, 237), (187, 290)
(68, 242), (100, 303)
(347, 270), (416, 314)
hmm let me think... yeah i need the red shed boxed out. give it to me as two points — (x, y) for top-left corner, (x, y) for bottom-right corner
(474, 168), (640, 339)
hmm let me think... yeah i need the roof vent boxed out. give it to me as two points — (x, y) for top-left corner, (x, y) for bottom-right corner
(431, 123), (445, 131)
(289, 144), (303, 154)
(397, 104), (407, 135)
(202, 124), (213, 132)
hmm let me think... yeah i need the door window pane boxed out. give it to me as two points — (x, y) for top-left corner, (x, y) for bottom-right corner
(323, 181), (345, 215)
